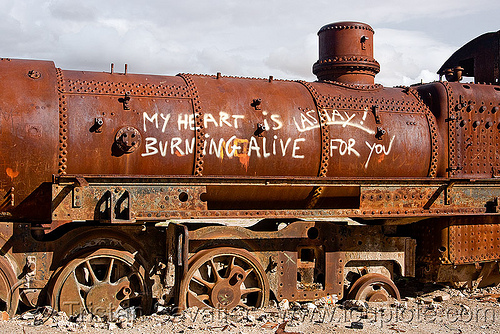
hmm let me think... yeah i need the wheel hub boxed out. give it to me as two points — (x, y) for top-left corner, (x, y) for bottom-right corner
(86, 281), (131, 315)
(366, 290), (389, 302)
(210, 267), (245, 308)
(214, 287), (236, 306)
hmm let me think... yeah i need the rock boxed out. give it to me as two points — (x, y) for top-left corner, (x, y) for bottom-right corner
(108, 322), (118, 331)
(305, 302), (317, 311)
(350, 321), (363, 329)
(117, 320), (133, 328)
(279, 299), (290, 310)
(314, 294), (338, 307)
(57, 311), (69, 321)
(433, 293), (451, 302)
(343, 300), (368, 312)
(247, 314), (255, 322)
(424, 298), (433, 304)
(392, 301), (408, 309)
(156, 305), (168, 314)
(428, 302), (440, 310)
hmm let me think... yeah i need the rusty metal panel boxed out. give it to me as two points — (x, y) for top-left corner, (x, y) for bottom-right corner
(60, 71), (196, 176)
(50, 175), (500, 227)
(449, 221), (500, 264)
(52, 183), (207, 224)
(444, 82), (500, 178)
(438, 30), (500, 84)
(309, 83), (434, 178)
(0, 59), (59, 219)
(191, 75), (321, 177)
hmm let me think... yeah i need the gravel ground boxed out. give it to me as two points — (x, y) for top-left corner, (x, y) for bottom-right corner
(4, 283), (500, 334)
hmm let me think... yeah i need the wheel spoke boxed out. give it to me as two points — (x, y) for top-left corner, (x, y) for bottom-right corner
(240, 287), (262, 295)
(208, 259), (221, 282)
(243, 267), (254, 280)
(187, 290), (210, 308)
(192, 274), (215, 289)
(226, 256), (236, 278)
(114, 275), (131, 288)
(76, 281), (92, 294)
(84, 260), (99, 284)
(105, 258), (115, 283)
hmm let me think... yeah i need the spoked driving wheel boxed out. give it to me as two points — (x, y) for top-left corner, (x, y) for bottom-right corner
(0, 256), (19, 317)
(180, 247), (269, 309)
(51, 249), (151, 317)
(347, 273), (400, 302)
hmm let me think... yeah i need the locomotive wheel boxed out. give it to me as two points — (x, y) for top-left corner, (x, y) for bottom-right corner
(180, 247), (269, 309)
(51, 249), (151, 317)
(0, 256), (19, 317)
(347, 273), (400, 302)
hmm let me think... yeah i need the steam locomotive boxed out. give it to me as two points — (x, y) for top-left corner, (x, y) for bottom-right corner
(0, 21), (499, 317)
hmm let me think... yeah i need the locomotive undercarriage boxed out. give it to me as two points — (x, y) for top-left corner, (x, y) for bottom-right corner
(0, 175), (499, 316)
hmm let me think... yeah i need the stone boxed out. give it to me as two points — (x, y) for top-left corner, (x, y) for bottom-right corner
(433, 293), (451, 302)
(343, 300), (368, 312)
(279, 299), (290, 310)
(350, 321), (363, 329)
(305, 302), (317, 311)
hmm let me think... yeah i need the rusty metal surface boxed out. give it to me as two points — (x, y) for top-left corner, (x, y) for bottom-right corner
(347, 273), (400, 301)
(50, 248), (151, 317)
(177, 247), (269, 310)
(187, 221), (411, 302)
(438, 30), (500, 84)
(45, 174), (500, 231)
(313, 22), (380, 85)
(0, 59), (59, 219)
(448, 218), (500, 264)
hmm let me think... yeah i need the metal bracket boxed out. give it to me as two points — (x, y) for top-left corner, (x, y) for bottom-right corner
(72, 177), (88, 208)
(372, 105), (381, 124)
(423, 181), (455, 209)
(493, 166), (500, 178)
(119, 92), (131, 110)
(72, 188), (82, 208)
(166, 223), (189, 309)
(444, 183), (454, 205)
(251, 98), (262, 110)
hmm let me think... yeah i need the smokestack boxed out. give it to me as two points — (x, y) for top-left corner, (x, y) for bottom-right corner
(313, 21), (380, 85)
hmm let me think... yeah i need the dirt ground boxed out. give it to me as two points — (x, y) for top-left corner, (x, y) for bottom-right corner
(3, 281), (500, 334)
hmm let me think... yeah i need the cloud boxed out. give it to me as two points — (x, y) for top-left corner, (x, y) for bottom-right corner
(374, 29), (457, 86)
(0, 0), (497, 87)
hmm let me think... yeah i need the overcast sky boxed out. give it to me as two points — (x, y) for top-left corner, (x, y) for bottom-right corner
(1, 0), (499, 86)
